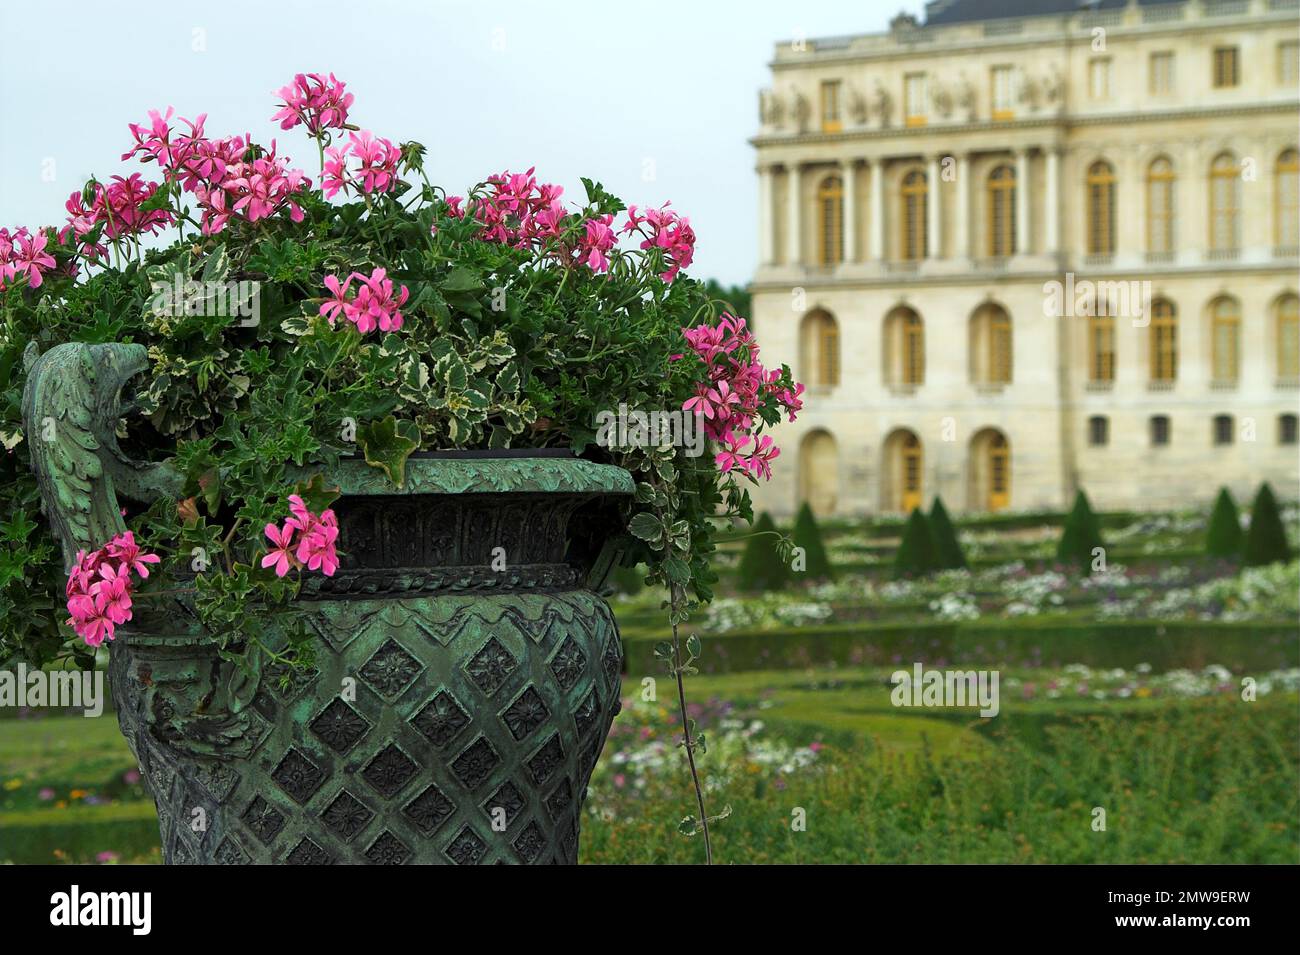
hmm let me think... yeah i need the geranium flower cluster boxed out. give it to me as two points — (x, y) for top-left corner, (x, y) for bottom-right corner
(262, 496), (340, 578)
(122, 108), (309, 235)
(0, 227), (56, 291)
(322, 130), (402, 199)
(623, 203), (696, 283)
(679, 313), (805, 481)
(65, 532), (160, 647)
(319, 267), (409, 333)
(271, 72), (354, 135)
(57, 173), (176, 262)
(446, 168), (567, 249)
(445, 171), (695, 281)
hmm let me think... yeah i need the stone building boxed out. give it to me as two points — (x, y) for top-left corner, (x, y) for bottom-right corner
(748, 0), (1300, 517)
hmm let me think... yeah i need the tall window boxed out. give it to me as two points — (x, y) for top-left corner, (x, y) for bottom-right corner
(1281, 414), (1299, 445)
(902, 312), (924, 385)
(1086, 160), (1116, 256)
(1276, 294), (1299, 380)
(1146, 157), (1175, 253)
(1150, 415), (1171, 446)
(1213, 414), (1234, 446)
(991, 66), (1014, 120)
(1089, 58), (1112, 100)
(1210, 297), (1241, 385)
(817, 175), (844, 266)
(900, 170), (928, 261)
(1281, 41), (1299, 86)
(1209, 153), (1241, 251)
(820, 80), (842, 133)
(1213, 47), (1239, 88)
(987, 164), (1016, 257)
(1277, 149), (1299, 248)
(1150, 298), (1177, 383)
(1149, 51), (1174, 94)
(801, 310), (840, 387)
(971, 304), (1012, 385)
(1088, 312), (1116, 382)
(904, 73), (928, 126)
(884, 307), (925, 387)
(1088, 416), (1109, 447)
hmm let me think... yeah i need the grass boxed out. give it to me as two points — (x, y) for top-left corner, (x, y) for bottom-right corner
(580, 671), (1300, 864)
(2, 665), (1295, 864)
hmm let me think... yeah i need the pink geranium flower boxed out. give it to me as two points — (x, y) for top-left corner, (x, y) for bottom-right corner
(295, 522), (339, 576)
(261, 522), (299, 578)
(271, 72), (354, 135)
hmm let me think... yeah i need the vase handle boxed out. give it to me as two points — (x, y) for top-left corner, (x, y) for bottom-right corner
(21, 341), (183, 570)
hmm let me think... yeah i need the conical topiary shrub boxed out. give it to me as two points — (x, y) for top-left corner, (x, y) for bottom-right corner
(1242, 482), (1292, 567)
(1056, 489), (1105, 574)
(737, 511), (791, 592)
(894, 507), (937, 579)
(1205, 487), (1243, 559)
(791, 501), (835, 581)
(928, 495), (966, 570)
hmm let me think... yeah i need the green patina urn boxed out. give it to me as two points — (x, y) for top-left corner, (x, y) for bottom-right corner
(23, 343), (632, 864)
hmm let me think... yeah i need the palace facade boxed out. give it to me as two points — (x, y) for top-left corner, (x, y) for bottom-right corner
(748, 0), (1300, 516)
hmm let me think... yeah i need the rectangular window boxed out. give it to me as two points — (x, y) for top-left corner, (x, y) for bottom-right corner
(1213, 415), (1234, 446)
(1088, 416), (1109, 447)
(1089, 58), (1112, 100)
(820, 81), (842, 133)
(1281, 41), (1299, 87)
(1213, 47), (1239, 89)
(1150, 416), (1170, 447)
(1281, 414), (1299, 445)
(991, 66), (1014, 120)
(1274, 415), (1294, 446)
(1149, 52), (1174, 95)
(905, 73), (928, 126)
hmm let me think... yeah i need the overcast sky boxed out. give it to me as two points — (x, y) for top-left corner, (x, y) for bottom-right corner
(0, 0), (925, 286)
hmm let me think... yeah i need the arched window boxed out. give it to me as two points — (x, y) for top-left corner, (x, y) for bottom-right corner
(1146, 156), (1175, 253)
(800, 310), (840, 387)
(817, 175), (844, 266)
(1278, 149), (1299, 248)
(1210, 296), (1240, 385)
(987, 164), (1016, 257)
(883, 429), (924, 513)
(883, 306), (925, 387)
(970, 303), (1013, 385)
(1086, 160), (1116, 255)
(1209, 153), (1241, 251)
(1150, 298), (1177, 383)
(969, 428), (1011, 512)
(900, 169), (927, 261)
(1277, 294), (1299, 380)
(1088, 312), (1115, 382)
(799, 430), (839, 515)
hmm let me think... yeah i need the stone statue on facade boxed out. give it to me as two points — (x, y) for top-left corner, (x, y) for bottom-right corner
(872, 79), (894, 128)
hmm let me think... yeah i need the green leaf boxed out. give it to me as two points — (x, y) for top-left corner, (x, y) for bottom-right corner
(442, 267), (483, 293)
(627, 512), (663, 544)
(202, 243), (230, 283)
(357, 416), (422, 487)
(686, 634), (702, 659)
(294, 473), (342, 514)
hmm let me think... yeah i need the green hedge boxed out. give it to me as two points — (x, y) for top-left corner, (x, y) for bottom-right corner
(620, 619), (1299, 677)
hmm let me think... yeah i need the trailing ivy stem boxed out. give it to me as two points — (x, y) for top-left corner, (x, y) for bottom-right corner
(670, 613), (713, 865)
